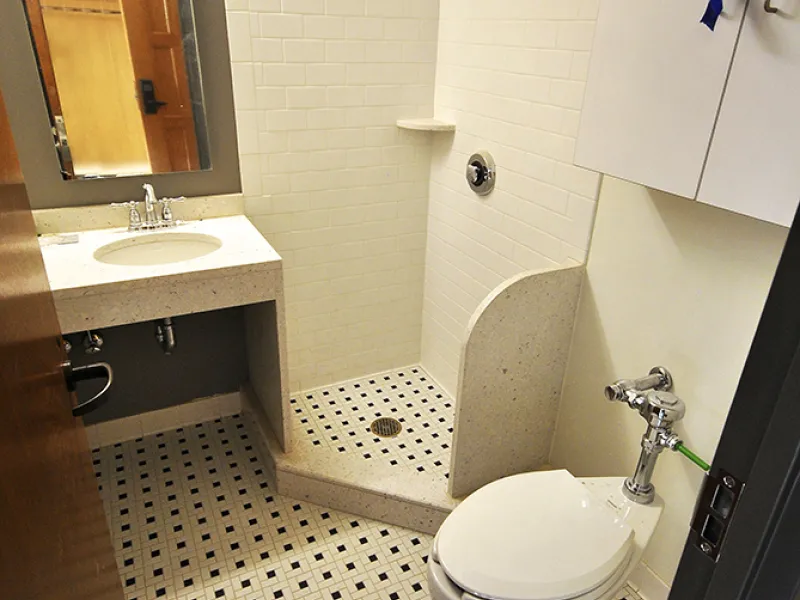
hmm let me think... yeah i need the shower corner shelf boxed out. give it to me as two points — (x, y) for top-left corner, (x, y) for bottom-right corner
(396, 118), (456, 132)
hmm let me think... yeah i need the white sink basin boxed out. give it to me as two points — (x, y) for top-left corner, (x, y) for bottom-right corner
(93, 232), (222, 266)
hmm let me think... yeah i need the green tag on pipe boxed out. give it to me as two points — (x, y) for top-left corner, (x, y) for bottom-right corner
(676, 443), (710, 472)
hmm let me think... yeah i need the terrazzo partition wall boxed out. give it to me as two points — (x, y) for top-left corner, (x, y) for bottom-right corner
(420, 0), (602, 396)
(551, 177), (788, 596)
(224, 0), (440, 392)
(449, 265), (584, 498)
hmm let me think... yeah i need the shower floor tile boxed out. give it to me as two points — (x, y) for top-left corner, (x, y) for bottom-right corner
(93, 415), (432, 600)
(291, 366), (454, 482)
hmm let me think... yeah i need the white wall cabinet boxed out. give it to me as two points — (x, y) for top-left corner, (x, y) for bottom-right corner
(576, 0), (799, 227)
(698, 0), (800, 227)
(575, 0), (747, 199)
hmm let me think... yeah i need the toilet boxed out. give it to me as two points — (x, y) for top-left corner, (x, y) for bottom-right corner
(428, 469), (663, 600)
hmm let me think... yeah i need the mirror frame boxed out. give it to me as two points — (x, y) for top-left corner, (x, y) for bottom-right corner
(0, 0), (240, 209)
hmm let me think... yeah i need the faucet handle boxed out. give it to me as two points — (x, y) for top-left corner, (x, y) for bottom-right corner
(110, 201), (142, 230)
(158, 197), (185, 223)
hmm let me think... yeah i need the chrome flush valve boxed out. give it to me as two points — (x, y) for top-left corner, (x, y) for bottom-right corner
(604, 366), (673, 404)
(606, 367), (688, 504)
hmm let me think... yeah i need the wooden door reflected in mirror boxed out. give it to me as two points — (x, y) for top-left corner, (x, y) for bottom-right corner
(22, 0), (211, 180)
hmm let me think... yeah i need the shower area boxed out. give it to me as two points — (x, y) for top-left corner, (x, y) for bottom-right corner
(280, 366), (458, 520)
(265, 258), (586, 533)
(291, 368), (454, 482)
(236, 0), (602, 529)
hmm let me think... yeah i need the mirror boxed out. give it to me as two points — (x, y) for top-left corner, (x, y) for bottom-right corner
(22, 0), (211, 180)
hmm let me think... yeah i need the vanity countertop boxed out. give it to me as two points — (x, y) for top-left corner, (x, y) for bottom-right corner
(40, 215), (281, 299)
(40, 215), (285, 333)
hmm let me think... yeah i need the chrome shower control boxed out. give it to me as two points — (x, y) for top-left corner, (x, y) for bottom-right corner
(466, 151), (496, 196)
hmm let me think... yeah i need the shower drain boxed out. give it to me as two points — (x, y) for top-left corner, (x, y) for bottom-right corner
(370, 417), (403, 438)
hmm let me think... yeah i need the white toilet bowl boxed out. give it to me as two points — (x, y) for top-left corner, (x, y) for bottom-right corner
(428, 470), (663, 600)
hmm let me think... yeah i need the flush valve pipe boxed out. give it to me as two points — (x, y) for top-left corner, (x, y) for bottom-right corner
(604, 366), (673, 402)
(83, 330), (104, 355)
(606, 368), (711, 503)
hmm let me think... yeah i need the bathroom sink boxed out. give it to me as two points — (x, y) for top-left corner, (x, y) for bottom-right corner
(94, 232), (223, 266)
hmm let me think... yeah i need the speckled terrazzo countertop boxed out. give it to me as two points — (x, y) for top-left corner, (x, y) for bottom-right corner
(39, 215), (284, 333)
(40, 215), (281, 298)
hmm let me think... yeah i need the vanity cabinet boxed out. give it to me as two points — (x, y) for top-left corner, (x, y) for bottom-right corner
(576, 0), (798, 227)
(39, 216), (292, 452)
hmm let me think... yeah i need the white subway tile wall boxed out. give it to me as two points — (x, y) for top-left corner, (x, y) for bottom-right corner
(420, 0), (603, 394)
(226, 0), (440, 391)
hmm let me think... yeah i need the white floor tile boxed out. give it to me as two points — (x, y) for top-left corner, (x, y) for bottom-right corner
(92, 383), (644, 600)
(94, 415), (432, 600)
(292, 366), (454, 481)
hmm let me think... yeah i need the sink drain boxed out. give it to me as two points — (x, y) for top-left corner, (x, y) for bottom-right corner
(370, 417), (402, 438)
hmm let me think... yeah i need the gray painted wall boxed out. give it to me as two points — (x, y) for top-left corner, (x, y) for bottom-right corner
(68, 307), (249, 425)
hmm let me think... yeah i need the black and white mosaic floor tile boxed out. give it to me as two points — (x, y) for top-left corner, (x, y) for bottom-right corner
(93, 415), (431, 600)
(291, 367), (454, 481)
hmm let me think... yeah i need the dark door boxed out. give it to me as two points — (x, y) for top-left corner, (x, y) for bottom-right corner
(671, 200), (800, 600)
(0, 91), (123, 600)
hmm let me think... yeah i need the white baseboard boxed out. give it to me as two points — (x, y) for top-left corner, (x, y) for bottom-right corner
(84, 391), (243, 448)
(628, 563), (670, 600)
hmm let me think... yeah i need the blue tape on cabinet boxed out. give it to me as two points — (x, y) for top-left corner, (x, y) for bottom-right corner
(701, 0), (724, 30)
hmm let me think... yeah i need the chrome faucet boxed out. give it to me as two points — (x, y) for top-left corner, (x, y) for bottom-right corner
(111, 184), (184, 231)
(142, 183), (158, 227)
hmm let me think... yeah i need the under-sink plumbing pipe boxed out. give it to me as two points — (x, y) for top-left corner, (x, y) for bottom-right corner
(83, 330), (104, 355)
(155, 318), (177, 354)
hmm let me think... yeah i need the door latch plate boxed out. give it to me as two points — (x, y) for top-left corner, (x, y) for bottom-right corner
(690, 469), (744, 561)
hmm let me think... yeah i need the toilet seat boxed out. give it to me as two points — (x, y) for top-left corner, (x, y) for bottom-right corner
(435, 470), (634, 600)
(428, 545), (633, 600)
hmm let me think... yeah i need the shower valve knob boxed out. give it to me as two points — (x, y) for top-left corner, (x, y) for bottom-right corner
(465, 151), (496, 196)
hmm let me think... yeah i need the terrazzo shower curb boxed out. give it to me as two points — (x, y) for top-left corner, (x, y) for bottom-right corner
(276, 469), (451, 535)
(243, 377), (460, 535)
